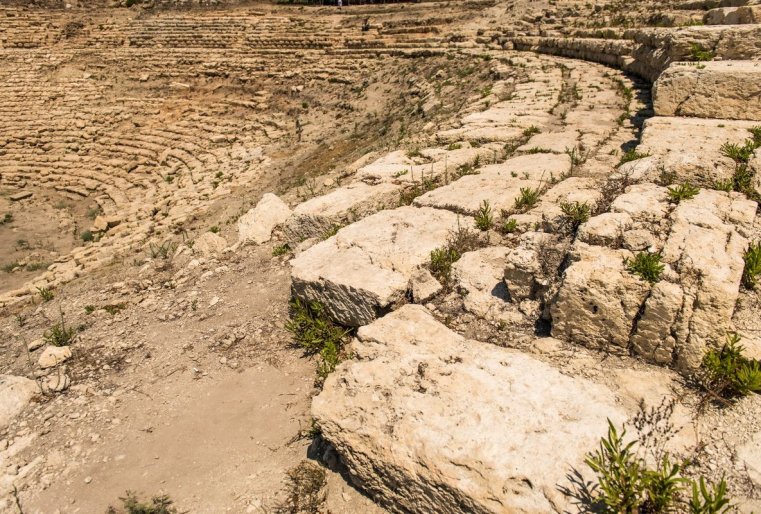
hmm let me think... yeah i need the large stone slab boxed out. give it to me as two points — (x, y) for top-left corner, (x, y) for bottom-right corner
(637, 117), (761, 184)
(313, 305), (626, 514)
(414, 154), (571, 215)
(237, 193), (291, 244)
(0, 375), (38, 430)
(654, 61), (761, 121)
(290, 206), (463, 327)
(704, 6), (761, 25)
(282, 183), (400, 243)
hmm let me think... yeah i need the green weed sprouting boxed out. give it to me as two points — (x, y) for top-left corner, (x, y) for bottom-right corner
(667, 182), (700, 203)
(625, 252), (664, 283)
(559, 201), (591, 229)
(514, 187), (540, 212)
(701, 333), (761, 401)
(742, 241), (761, 289)
(285, 299), (348, 380)
(474, 200), (494, 231)
(617, 149), (651, 167)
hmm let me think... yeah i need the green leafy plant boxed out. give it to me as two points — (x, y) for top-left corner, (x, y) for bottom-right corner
(285, 299), (348, 381)
(585, 420), (733, 514)
(208, 225), (220, 234)
(701, 332), (761, 401)
(106, 490), (177, 514)
(720, 141), (756, 164)
(429, 247), (461, 284)
(80, 230), (94, 242)
(712, 179), (733, 192)
(320, 224), (341, 240)
(0, 213), (12, 225)
(149, 240), (177, 260)
(514, 187), (540, 212)
(625, 252), (664, 283)
(559, 201), (590, 229)
(501, 217), (518, 234)
(272, 244), (291, 257)
(689, 43), (715, 62)
(44, 313), (76, 347)
(37, 286), (54, 302)
(617, 149), (651, 167)
(585, 421), (643, 513)
(689, 477), (731, 514)
(474, 200), (493, 231)
(742, 241), (761, 289)
(523, 125), (541, 137)
(667, 182), (700, 203)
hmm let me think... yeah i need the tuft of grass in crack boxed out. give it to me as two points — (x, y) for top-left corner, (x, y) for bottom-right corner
(617, 149), (651, 167)
(625, 251), (664, 283)
(37, 287), (54, 302)
(285, 299), (348, 380)
(429, 225), (483, 285)
(106, 491), (177, 514)
(514, 187), (540, 212)
(667, 182), (700, 203)
(474, 200), (493, 231)
(700, 332), (761, 402)
(689, 43), (715, 62)
(559, 201), (590, 230)
(743, 241), (761, 289)
(272, 244), (291, 257)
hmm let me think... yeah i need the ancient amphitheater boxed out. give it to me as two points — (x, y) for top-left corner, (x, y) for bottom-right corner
(0, 0), (760, 512)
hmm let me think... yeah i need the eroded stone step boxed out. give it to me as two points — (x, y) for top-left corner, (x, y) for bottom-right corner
(313, 304), (627, 514)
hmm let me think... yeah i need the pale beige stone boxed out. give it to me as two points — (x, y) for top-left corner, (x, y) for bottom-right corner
(313, 305), (626, 514)
(237, 193), (291, 244)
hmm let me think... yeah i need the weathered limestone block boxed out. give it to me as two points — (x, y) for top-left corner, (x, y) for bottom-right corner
(0, 375), (38, 430)
(414, 154), (571, 215)
(704, 6), (761, 25)
(533, 177), (603, 232)
(313, 305), (626, 514)
(237, 192), (291, 244)
(630, 281), (683, 365)
(193, 232), (227, 257)
(638, 117), (761, 184)
(661, 190), (755, 371)
(610, 183), (669, 225)
(577, 212), (632, 247)
(517, 130), (579, 154)
(452, 246), (514, 321)
(654, 61), (761, 121)
(504, 232), (556, 302)
(290, 206), (462, 327)
(550, 242), (650, 354)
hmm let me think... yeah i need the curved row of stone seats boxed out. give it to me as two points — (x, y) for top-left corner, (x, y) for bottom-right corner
(705, 4), (761, 24)
(512, 24), (761, 82)
(287, 53), (636, 328)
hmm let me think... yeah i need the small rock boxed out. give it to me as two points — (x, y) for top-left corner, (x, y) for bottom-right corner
(38, 346), (72, 369)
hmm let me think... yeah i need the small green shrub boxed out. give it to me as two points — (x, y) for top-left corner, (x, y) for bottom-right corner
(701, 333), (761, 400)
(559, 201), (590, 229)
(44, 317), (76, 347)
(0, 213), (12, 225)
(689, 43), (715, 62)
(103, 303), (127, 315)
(585, 420), (734, 514)
(272, 244), (291, 257)
(429, 247), (461, 284)
(474, 200), (493, 231)
(522, 125), (541, 137)
(25, 262), (49, 272)
(208, 225), (220, 234)
(712, 179), (733, 193)
(742, 241), (761, 289)
(689, 478), (731, 514)
(84, 305), (96, 314)
(106, 491), (177, 514)
(625, 252), (664, 283)
(285, 299), (347, 354)
(667, 182), (700, 203)
(149, 240), (177, 259)
(37, 286), (55, 302)
(320, 224), (341, 240)
(501, 218), (518, 234)
(720, 140), (756, 164)
(2, 261), (20, 273)
(279, 461), (327, 514)
(80, 230), (94, 242)
(514, 187), (540, 212)
(617, 149), (651, 167)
